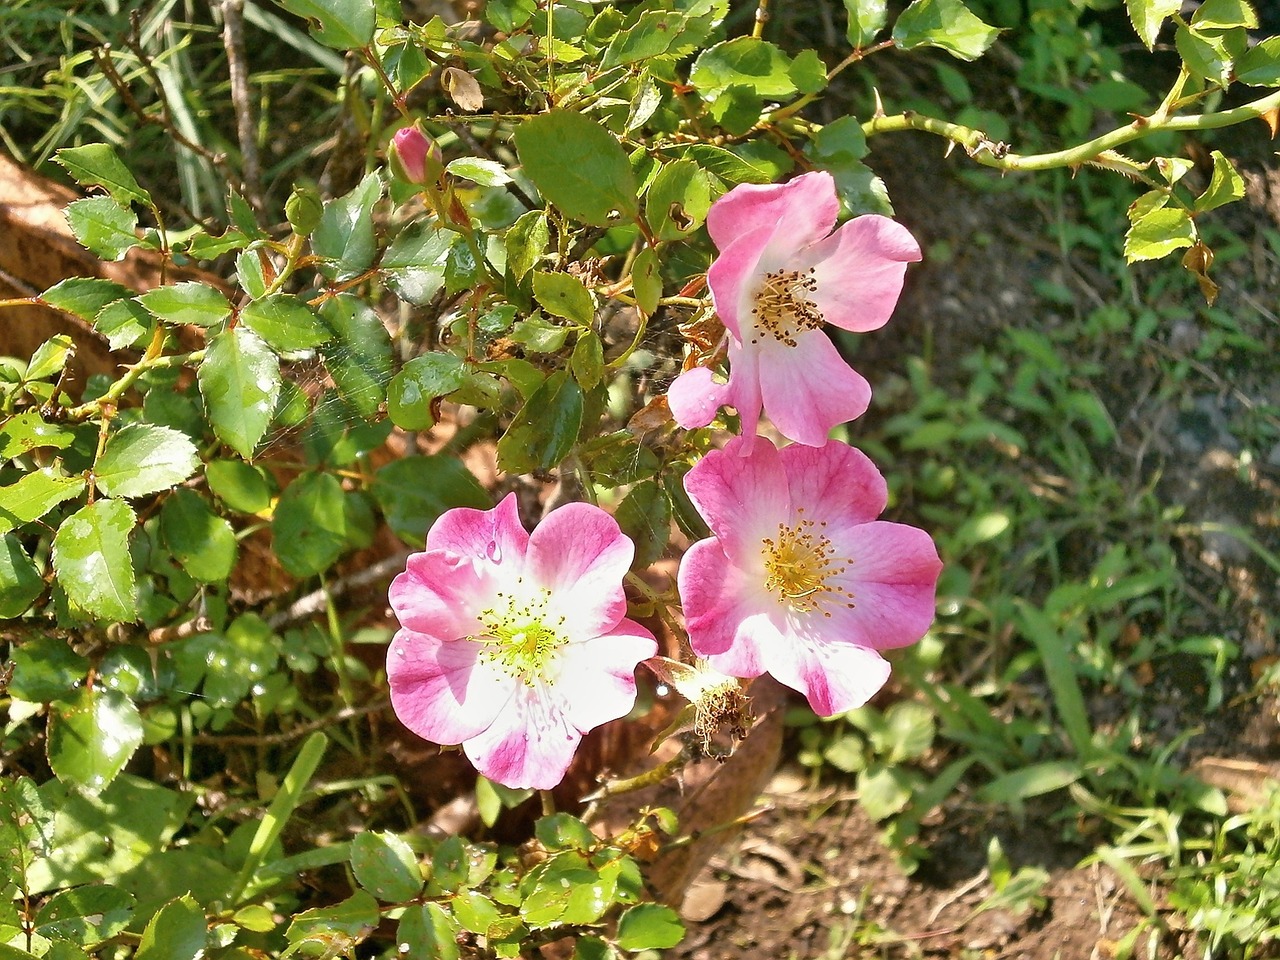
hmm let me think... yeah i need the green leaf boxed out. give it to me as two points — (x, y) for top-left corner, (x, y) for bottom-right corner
(1191, 0), (1257, 29)
(535, 814), (595, 852)
(1125, 0), (1181, 48)
(892, 0), (1000, 61)
(371, 455), (489, 546)
(571, 331), (605, 390)
(533, 271), (596, 325)
(206, 460), (275, 514)
(632, 247), (662, 316)
(94, 299), (154, 349)
(135, 895), (207, 960)
(7, 636), (87, 702)
(160, 489), (237, 582)
(240, 294), (332, 352)
(25, 334), (75, 382)
(690, 37), (799, 100)
(41, 277), (132, 322)
(236, 248), (270, 300)
(65, 197), (138, 261)
(978, 760), (1083, 803)
(350, 831), (423, 902)
(51, 498), (137, 622)
(616, 903), (684, 950)
(0, 775), (54, 888)
(514, 111), (639, 226)
(54, 144), (151, 207)
(1175, 23), (1241, 86)
(496, 371), (583, 473)
(510, 315), (571, 353)
(287, 891), (379, 953)
(387, 354), (469, 431)
(1015, 601), (1096, 759)
(615, 481), (670, 569)
(319, 295), (393, 418)
(0, 534), (43, 617)
(35, 885), (135, 947)
(313, 172), (383, 281)
(199, 326), (281, 458)
(681, 143), (784, 185)
(1196, 150), (1245, 213)
(276, 0), (375, 48)
(857, 763), (914, 820)
(1124, 206), (1195, 261)
(273, 471), (351, 576)
(95, 424), (200, 499)
(844, 0), (888, 47)
(396, 903), (460, 960)
(505, 211), (549, 281)
(646, 159), (712, 240)
(446, 157), (512, 186)
(1236, 35), (1280, 85)
(0, 468), (85, 535)
(380, 219), (456, 306)
(47, 685), (144, 794)
(0, 411), (75, 460)
(138, 282), (231, 328)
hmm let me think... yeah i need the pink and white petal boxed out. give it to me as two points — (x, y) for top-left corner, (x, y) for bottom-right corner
(707, 171), (839, 255)
(679, 537), (753, 657)
(528, 502), (633, 635)
(824, 521), (942, 649)
(682, 435), (789, 556)
(387, 629), (510, 744)
(389, 551), (492, 638)
(707, 223), (776, 337)
(800, 215), (921, 333)
(426, 493), (530, 567)
(721, 338), (764, 441)
(668, 366), (731, 429)
(765, 633), (892, 716)
(462, 687), (581, 790)
(777, 441), (888, 529)
(757, 330), (871, 446)
(555, 623), (657, 732)
(701, 609), (780, 680)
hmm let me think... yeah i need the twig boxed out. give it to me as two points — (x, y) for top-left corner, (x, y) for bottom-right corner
(190, 698), (391, 745)
(220, 0), (263, 212)
(266, 551), (412, 629)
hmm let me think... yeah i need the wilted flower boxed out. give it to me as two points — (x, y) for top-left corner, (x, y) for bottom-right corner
(667, 171), (921, 446)
(677, 436), (942, 716)
(390, 125), (443, 186)
(387, 494), (657, 789)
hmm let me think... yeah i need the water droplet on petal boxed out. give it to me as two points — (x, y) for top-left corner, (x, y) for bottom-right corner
(487, 540), (502, 562)
(394, 646), (406, 657)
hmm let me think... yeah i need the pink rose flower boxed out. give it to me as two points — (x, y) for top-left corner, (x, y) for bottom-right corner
(667, 171), (921, 446)
(387, 494), (657, 789)
(677, 436), (942, 716)
(390, 125), (442, 185)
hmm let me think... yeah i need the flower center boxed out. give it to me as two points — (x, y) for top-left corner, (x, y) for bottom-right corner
(748, 266), (823, 348)
(761, 510), (854, 616)
(474, 582), (567, 684)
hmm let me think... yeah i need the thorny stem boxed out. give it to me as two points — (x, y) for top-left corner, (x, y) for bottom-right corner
(65, 331), (200, 421)
(764, 40), (895, 127)
(752, 0), (769, 39)
(580, 746), (691, 804)
(861, 87), (1280, 172)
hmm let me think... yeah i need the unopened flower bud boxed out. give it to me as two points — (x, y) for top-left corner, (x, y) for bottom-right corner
(285, 182), (323, 236)
(390, 125), (443, 186)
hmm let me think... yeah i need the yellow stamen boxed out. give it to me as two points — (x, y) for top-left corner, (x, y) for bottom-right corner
(748, 266), (823, 348)
(760, 509), (855, 616)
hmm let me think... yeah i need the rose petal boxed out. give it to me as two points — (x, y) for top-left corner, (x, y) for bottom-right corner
(528, 502), (633, 636)
(427, 492), (529, 565)
(387, 629), (510, 744)
(389, 550), (492, 638)
(682, 435), (789, 557)
(764, 633), (892, 716)
(462, 686), (581, 790)
(799, 215), (921, 333)
(707, 171), (839, 256)
(680, 537), (762, 659)
(721, 337), (764, 440)
(557, 623), (657, 731)
(707, 222), (777, 338)
(756, 330), (871, 446)
(668, 366), (731, 429)
(777, 440), (888, 529)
